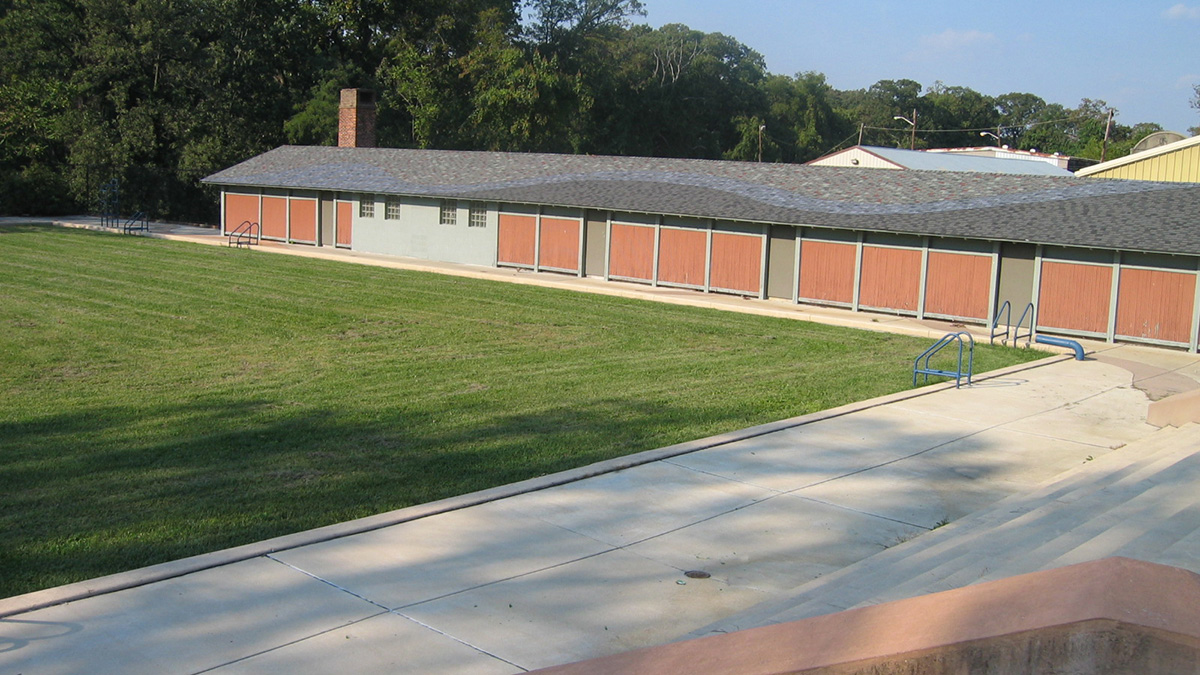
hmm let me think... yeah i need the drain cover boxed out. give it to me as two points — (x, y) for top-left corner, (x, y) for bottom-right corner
(684, 570), (711, 579)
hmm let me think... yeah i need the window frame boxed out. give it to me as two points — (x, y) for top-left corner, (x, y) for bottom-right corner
(468, 202), (487, 228)
(439, 200), (458, 226)
(384, 197), (401, 220)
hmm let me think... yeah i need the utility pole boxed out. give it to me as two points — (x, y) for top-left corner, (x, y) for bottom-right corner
(758, 125), (765, 162)
(1100, 109), (1114, 162)
(893, 110), (918, 150)
(858, 122), (864, 146)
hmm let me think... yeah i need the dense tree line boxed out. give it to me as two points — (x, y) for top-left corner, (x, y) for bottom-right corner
(0, 0), (1185, 221)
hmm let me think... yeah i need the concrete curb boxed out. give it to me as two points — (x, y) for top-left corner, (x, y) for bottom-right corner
(0, 353), (1068, 619)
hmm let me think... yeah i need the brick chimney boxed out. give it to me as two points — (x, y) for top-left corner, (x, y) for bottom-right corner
(338, 88), (376, 148)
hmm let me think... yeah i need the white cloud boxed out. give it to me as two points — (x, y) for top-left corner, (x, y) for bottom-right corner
(917, 28), (998, 52)
(1164, 3), (1200, 19)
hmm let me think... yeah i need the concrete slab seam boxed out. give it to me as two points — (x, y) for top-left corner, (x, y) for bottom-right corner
(777, 415), (1022, 496)
(391, 546), (620, 613)
(189, 610), (392, 675)
(387, 609), (530, 673)
(782, 493), (933, 530)
(264, 554), (393, 613)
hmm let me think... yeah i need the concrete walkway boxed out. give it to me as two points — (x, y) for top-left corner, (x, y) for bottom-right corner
(3, 217), (1200, 673)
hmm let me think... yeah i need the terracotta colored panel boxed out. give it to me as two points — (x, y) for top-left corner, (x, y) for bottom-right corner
(798, 240), (856, 304)
(710, 232), (762, 294)
(498, 213), (536, 266)
(224, 193), (258, 235)
(288, 198), (316, 243)
(658, 228), (707, 286)
(859, 246), (921, 311)
(538, 217), (580, 272)
(609, 223), (655, 280)
(261, 196), (287, 240)
(1115, 267), (1196, 343)
(1038, 261), (1112, 334)
(924, 251), (993, 320)
(336, 201), (353, 247)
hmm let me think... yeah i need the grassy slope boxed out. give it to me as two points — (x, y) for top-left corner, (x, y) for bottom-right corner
(0, 225), (1041, 597)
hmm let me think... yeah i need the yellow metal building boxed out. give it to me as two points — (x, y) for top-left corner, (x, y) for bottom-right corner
(1076, 134), (1200, 182)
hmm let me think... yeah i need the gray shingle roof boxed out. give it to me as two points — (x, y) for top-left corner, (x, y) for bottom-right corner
(203, 146), (1200, 256)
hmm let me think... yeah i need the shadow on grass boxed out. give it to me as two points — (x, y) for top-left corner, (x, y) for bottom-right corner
(0, 393), (754, 598)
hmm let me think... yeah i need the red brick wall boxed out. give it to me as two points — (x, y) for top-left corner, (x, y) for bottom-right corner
(338, 89), (376, 148)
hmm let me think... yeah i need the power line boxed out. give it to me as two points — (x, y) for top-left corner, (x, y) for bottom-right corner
(819, 130), (864, 157)
(859, 115), (1082, 135)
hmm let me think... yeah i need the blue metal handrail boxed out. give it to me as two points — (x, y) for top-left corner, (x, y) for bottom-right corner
(990, 300), (1011, 345)
(990, 301), (1035, 348)
(913, 331), (974, 388)
(1035, 334), (1085, 360)
(227, 220), (260, 248)
(98, 177), (120, 228)
(1014, 302), (1035, 347)
(122, 211), (148, 234)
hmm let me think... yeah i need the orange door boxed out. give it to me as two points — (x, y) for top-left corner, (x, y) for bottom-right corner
(609, 223), (655, 281)
(658, 228), (706, 287)
(498, 214), (537, 266)
(859, 246), (921, 312)
(336, 201), (353, 247)
(224, 194), (258, 235)
(798, 240), (856, 304)
(709, 232), (762, 294)
(1037, 261), (1112, 334)
(538, 217), (580, 272)
(1115, 268), (1195, 343)
(924, 252), (992, 320)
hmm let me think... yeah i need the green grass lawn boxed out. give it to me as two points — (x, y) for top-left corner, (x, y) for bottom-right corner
(0, 224), (1042, 598)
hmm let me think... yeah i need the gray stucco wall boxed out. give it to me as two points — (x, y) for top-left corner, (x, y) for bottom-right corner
(353, 195), (497, 266)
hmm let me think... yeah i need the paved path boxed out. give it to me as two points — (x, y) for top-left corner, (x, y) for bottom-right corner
(4, 217), (1200, 673)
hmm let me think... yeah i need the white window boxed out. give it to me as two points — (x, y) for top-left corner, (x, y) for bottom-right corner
(439, 200), (457, 225)
(359, 197), (375, 218)
(468, 203), (487, 228)
(385, 198), (401, 220)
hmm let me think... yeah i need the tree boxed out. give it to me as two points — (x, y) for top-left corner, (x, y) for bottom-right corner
(994, 92), (1048, 147)
(522, 0), (645, 60)
(460, 9), (590, 152)
(723, 116), (777, 162)
(922, 82), (998, 148)
(0, 0), (83, 213)
(374, 0), (523, 148)
(837, 79), (923, 148)
(761, 72), (852, 162)
(1190, 84), (1200, 137)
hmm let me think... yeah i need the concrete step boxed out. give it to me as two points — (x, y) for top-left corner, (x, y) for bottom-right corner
(855, 449), (1200, 612)
(689, 423), (1200, 636)
(844, 426), (1200, 602)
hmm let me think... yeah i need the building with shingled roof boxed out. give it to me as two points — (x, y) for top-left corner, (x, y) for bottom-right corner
(202, 90), (1200, 353)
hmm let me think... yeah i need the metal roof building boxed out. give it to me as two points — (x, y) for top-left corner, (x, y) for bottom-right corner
(1076, 134), (1200, 182)
(803, 145), (1076, 176)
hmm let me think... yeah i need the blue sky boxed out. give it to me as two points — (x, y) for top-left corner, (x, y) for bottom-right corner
(642, 0), (1200, 134)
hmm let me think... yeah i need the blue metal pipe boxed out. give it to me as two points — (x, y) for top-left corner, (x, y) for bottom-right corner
(1035, 335), (1086, 360)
